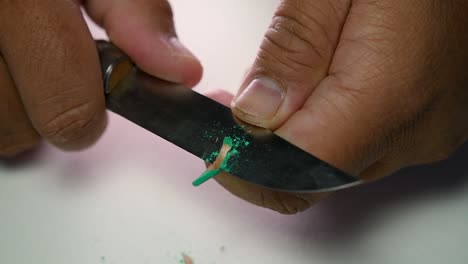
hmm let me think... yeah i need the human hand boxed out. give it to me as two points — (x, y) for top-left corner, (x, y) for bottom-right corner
(211, 0), (468, 214)
(0, 0), (202, 157)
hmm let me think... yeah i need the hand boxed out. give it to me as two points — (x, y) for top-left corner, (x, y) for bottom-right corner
(0, 0), (202, 156)
(211, 0), (468, 214)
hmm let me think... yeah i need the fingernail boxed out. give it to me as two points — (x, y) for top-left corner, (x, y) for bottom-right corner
(232, 77), (284, 120)
(167, 37), (197, 60)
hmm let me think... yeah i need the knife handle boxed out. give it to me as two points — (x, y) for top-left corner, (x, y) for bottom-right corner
(96, 40), (134, 94)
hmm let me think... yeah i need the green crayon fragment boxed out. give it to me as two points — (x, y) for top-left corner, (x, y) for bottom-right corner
(194, 135), (251, 186)
(192, 168), (222, 186)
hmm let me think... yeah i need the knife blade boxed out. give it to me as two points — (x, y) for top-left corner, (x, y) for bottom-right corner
(96, 40), (361, 193)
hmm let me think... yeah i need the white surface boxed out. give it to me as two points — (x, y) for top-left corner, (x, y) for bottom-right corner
(1, 1), (468, 264)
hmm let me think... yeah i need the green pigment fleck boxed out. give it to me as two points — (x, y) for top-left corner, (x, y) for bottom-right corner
(192, 168), (222, 186)
(204, 150), (220, 163)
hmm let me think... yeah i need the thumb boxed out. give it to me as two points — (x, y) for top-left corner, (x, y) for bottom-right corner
(231, 0), (351, 129)
(84, 0), (202, 87)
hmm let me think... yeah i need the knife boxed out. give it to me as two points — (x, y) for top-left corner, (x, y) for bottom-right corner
(96, 40), (361, 193)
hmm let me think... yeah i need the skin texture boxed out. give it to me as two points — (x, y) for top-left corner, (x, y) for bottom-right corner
(211, 0), (468, 214)
(0, 0), (202, 155)
(2, 0), (468, 214)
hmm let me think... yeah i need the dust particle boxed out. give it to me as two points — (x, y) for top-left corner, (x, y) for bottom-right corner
(181, 254), (193, 264)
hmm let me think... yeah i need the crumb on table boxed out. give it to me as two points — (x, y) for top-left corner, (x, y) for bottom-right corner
(182, 254), (193, 264)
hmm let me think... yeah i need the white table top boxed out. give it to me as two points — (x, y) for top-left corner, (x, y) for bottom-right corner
(1, 1), (468, 263)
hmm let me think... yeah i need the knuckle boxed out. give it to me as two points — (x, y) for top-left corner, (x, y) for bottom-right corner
(435, 150), (454, 162)
(427, 137), (465, 163)
(0, 0), (19, 11)
(275, 2), (332, 53)
(257, 4), (333, 77)
(425, 148), (455, 163)
(267, 16), (322, 57)
(156, 0), (174, 20)
(37, 101), (102, 147)
(259, 191), (311, 215)
(0, 132), (40, 158)
(154, 0), (175, 35)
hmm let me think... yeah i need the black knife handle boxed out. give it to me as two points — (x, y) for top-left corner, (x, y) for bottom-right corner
(96, 40), (133, 94)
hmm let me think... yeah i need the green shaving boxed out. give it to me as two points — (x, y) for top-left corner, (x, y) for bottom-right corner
(192, 168), (222, 186)
(194, 134), (251, 186)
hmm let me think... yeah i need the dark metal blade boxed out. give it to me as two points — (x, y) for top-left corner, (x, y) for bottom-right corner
(106, 67), (361, 192)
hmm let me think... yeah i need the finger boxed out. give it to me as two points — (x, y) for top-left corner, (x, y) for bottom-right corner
(275, 0), (452, 176)
(0, 56), (40, 157)
(0, 1), (106, 150)
(215, 171), (327, 214)
(231, 0), (351, 129)
(84, 0), (203, 87)
(204, 89), (234, 107)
